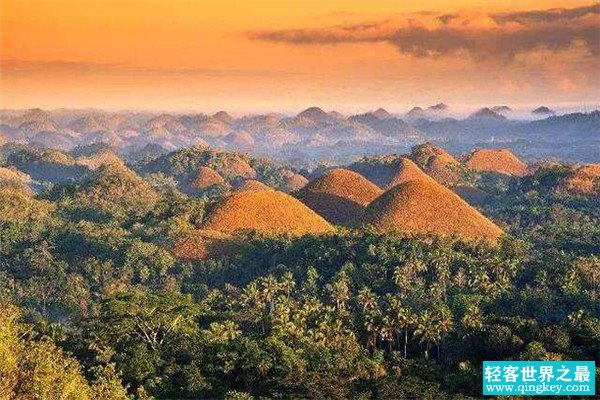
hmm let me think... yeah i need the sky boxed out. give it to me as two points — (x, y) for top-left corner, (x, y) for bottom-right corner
(1, 0), (599, 113)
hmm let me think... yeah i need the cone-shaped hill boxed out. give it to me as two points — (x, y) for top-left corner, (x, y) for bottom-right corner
(282, 171), (309, 191)
(192, 167), (227, 190)
(465, 149), (527, 176)
(203, 190), (334, 235)
(410, 144), (463, 185)
(296, 168), (383, 226)
(235, 179), (271, 191)
(360, 179), (503, 243)
(564, 164), (600, 194)
(385, 158), (436, 189)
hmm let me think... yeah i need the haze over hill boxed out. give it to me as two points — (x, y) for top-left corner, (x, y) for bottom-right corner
(1, 106), (598, 168)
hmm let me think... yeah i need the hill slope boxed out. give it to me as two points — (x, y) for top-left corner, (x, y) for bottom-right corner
(296, 169), (382, 225)
(410, 143), (463, 185)
(386, 158), (436, 189)
(360, 179), (503, 242)
(203, 190), (334, 235)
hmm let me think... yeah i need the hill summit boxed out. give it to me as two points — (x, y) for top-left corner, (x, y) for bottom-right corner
(465, 149), (527, 176)
(360, 179), (503, 242)
(385, 158), (436, 189)
(296, 168), (382, 225)
(410, 143), (463, 185)
(192, 166), (227, 190)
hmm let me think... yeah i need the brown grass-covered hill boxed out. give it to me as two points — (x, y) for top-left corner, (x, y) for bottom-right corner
(349, 155), (435, 189)
(465, 149), (527, 176)
(564, 164), (600, 194)
(173, 229), (250, 260)
(281, 170), (309, 191)
(220, 156), (257, 179)
(385, 158), (436, 189)
(235, 179), (271, 191)
(360, 179), (503, 243)
(192, 167), (227, 190)
(409, 143), (464, 185)
(202, 190), (334, 235)
(296, 168), (382, 226)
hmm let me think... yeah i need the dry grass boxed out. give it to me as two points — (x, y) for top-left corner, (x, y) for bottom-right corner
(386, 158), (436, 189)
(173, 229), (250, 260)
(565, 163), (600, 194)
(360, 179), (503, 243)
(203, 189), (334, 235)
(410, 144), (462, 185)
(221, 156), (256, 179)
(465, 149), (527, 176)
(236, 179), (271, 191)
(0, 167), (32, 184)
(283, 171), (309, 191)
(192, 167), (226, 189)
(296, 168), (382, 226)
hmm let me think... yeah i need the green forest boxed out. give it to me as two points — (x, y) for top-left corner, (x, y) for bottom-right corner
(0, 145), (599, 399)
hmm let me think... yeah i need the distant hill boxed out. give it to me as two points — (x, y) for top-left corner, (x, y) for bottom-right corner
(465, 149), (527, 176)
(135, 145), (306, 195)
(468, 108), (506, 120)
(429, 103), (449, 111)
(349, 112), (422, 139)
(409, 143), (464, 185)
(0, 107), (597, 167)
(405, 107), (427, 121)
(5, 148), (89, 183)
(192, 166), (228, 190)
(372, 108), (392, 120)
(532, 106), (555, 116)
(296, 107), (336, 124)
(491, 106), (512, 114)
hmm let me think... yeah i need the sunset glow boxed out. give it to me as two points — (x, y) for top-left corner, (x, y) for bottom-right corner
(1, 0), (598, 112)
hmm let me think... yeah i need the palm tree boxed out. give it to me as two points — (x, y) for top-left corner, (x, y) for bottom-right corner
(357, 287), (381, 350)
(326, 271), (350, 312)
(413, 309), (439, 358)
(280, 272), (296, 299)
(261, 275), (280, 315)
(241, 281), (265, 333)
(386, 295), (414, 358)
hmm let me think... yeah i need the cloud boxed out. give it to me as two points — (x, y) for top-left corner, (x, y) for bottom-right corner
(247, 3), (600, 61)
(0, 59), (301, 79)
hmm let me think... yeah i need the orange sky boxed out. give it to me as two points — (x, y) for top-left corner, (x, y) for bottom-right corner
(1, 0), (598, 112)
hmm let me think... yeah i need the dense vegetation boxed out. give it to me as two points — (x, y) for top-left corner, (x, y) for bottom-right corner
(0, 149), (599, 399)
